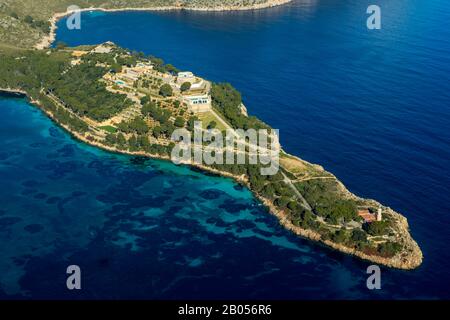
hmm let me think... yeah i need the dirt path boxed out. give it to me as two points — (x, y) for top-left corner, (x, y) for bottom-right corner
(281, 172), (312, 211)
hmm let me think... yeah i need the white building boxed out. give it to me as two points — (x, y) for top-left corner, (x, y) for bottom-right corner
(136, 62), (153, 68)
(126, 68), (140, 79)
(177, 71), (196, 85)
(377, 208), (383, 222)
(178, 71), (194, 79)
(183, 94), (212, 113)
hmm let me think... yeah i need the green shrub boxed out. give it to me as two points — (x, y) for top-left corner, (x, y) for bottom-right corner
(364, 221), (389, 236)
(378, 242), (401, 256)
(180, 82), (191, 92)
(159, 84), (173, 97)
(351, 229), (367, 242)
(332, 230), (348, 243)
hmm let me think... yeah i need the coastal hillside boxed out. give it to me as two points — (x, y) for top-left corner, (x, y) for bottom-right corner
(0, 0), (290, 48)
(0, 43), (422, 269)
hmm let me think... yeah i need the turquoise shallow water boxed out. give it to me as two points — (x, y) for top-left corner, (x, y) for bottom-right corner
(1, 0), (450, 299)
(0, 93), (429, 300)
(0, 94), (335, 299)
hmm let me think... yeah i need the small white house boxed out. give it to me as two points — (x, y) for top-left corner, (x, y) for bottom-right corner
(178, 71), (194, 79)
(177, 71), (196, 85)
(183, 94), (212, 113)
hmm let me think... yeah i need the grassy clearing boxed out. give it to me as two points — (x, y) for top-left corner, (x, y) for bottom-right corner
(99, 125), (118, 133)
(197, 111), (227, 131)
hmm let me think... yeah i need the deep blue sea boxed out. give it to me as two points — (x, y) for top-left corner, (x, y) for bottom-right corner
(1, 0), (449, 299)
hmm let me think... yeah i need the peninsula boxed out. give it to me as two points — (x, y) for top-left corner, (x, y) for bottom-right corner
(0, 42), (423, 269)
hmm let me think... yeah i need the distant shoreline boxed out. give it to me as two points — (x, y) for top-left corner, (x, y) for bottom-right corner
(34, 0), (292, 50)
(0, 88), (27, 96)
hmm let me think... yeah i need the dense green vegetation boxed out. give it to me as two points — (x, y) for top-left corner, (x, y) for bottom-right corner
(378, 241), (401, 257)
(104, 131), (174, 155)
(21, 14), (51, 33)
(0, 44), (404, 260)
(117, 117), (149, 135)
(0, 48), (66, 94)
(174, 116), (185, 127)
(142, 101), (169, 123)
(159, 83), (173, 97)
(363, 220), (389, 236)
(0, 48), (133, 121)
(296, 180), (358, 223)
(141, 101), (177, 137)
(149, 56), (180, 75)
(39, 93), (89, 133)
(51, 60), (132, 121)
(99, 125), (118, 133)
(211, 83), (269, 130)
(180, 82), (191, 92)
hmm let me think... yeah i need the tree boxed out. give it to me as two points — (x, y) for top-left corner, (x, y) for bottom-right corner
(105, 133), (117, 145)
(330, 200), (357, 222)
(273, 182), (288, 196)
(142, 101), (156, 116)
(287, 201), (301, 212)
(378, 242), (401, 256)
(186, 116), (200, 132)
(117, 133), (126, 147)
(207, 121), (217, 130)
(351, 229), (367, 242)
(138, 135), (150, 149)
(10, 12), (19, 19)
(165, 64), (179, 75)
(180, 82), (191, 92)
(364, 221), (388, 236)
(211, 82), (270, 131)
(24, 15), (34, 24)
(142, 102), (171, 124)
(300, 210), (316, 229)
(159, 84), (173, 97)
(118, 117), (149, 135)
(259, 183), (274, 199)
(174, 116), (185, 128)
(131, 118), (149, 135)
(275, 196), (291, 208)
(111, 63), (122, 73)
(152, 126), (162, 138)
(332, 230), (348, 244)
(140, 96), (150, 105)
(128, 135), (138, 151)
(149, 56), (164, 67)
(161, 122), (176, 136)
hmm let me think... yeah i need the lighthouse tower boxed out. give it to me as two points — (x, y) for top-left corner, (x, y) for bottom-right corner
(377, 207), (382, 222)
